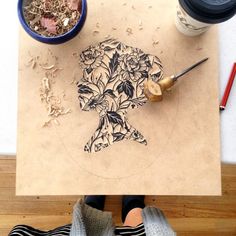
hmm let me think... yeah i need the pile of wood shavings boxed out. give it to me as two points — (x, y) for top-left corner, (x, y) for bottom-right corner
(40, 77), (71, 127)
(23, 0), (81, 37)
(27, 50), (71, 127)
(26, 50), (63, 78)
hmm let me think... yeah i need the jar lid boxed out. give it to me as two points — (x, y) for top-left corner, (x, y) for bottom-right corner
(179, 0), (236, 24)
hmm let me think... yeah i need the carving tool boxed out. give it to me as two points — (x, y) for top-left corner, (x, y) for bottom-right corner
(144, 57), (209, 102)
(220, 62), (236, 111)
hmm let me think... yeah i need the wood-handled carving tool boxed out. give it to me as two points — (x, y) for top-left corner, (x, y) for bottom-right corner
(144, 57), (209, 102)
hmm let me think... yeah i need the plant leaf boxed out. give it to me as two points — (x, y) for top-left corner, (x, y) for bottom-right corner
(78, 84), (93, 94)
(112, 132), (125, 142)
(117, 43), (122, 50)
(97, 117), (105, 130)
(108, 74), (118, 83)
(117, 82), (124, 94)
(104, 46), (114, 51)
(104, 89), (116, 98)
(107, 111), (123, 125)
(109, 52), (119, 75)
(131, 96), (147, 107)
(141, 71), (148, 78)
(123, 80), (134, 98)
(98, 79), (105, 90)
(86, 68), (93, 74)
(120, 101), (131, 110)
(140, 53), (147, 60)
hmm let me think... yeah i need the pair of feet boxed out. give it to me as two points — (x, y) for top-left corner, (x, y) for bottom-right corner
(85, 195), (145, 223)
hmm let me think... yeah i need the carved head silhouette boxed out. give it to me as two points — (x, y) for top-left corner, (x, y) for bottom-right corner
(78, 39), (163, 153)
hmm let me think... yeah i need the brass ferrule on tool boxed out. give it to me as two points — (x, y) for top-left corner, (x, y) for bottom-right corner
(144, 75), (176, 102)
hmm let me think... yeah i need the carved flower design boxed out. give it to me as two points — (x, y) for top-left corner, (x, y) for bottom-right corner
(118, 50), (149, 82)
(78, 39), (163, 153)
(80, 46), (104, 72)
(81, 94), (109, 116)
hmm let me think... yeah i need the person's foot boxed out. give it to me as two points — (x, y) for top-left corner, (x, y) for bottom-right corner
(84, 195), (106, 211)
(122, 196), (145, 223)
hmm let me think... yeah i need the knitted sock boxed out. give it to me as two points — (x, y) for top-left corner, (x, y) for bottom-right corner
(84, 195), (106, 211)
(122, 196), (145, 223)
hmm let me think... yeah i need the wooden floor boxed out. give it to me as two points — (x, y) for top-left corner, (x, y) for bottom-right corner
(1, 156), (236, 236)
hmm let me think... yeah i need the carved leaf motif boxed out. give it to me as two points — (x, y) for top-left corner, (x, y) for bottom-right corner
(123, 80), (134, 98)
(86, 68), (93, 74)
(104, 46), (114, 51)
(107, 111), (123, 125)
(97, 117), (105, 130)
(104, 89), (116, 98)
(117, 81), (134, 98)
(120, 101), (131, 110)
(109, 51), (119, 75)
(78, 84), (93, 94)
(112, 132), (125, 142)
(117, 82), (124, 94)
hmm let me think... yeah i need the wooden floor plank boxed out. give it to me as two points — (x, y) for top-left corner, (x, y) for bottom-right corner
(0, 200), (76, 215)
(169, 218), (236, 233)
(0, 187), (79, 202)
(0, 215), (71, 231)
(0, 173), (15, 187)
(0, 158), (16, 174)
(1, 156), (236, 235)
(222, 165), (236, 176)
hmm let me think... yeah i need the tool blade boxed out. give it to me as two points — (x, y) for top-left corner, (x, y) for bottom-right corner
(174, 57), (209, 81)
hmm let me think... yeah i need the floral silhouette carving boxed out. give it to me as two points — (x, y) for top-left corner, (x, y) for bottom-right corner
(78, 39), (163, 153)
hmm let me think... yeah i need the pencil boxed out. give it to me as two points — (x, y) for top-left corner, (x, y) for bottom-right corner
(220, 63), (236, 111)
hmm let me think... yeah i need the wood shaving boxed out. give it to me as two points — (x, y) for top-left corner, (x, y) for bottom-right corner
(112, 27), (117, 31)
(52, 67), (63, 74)
(62, 91), (67, 100)
(40, 76), (71, 127)
(126, 28), (133, 35)
(27, 50), (62, 79)
(26, 57), (38, 69)
(26, 50), (71, 127)
(42, 119), (53, 127)
(64, 108), (72, 114)
(31, 60), (37, 69)
(40, 64), (55, 70)
(139, 20), (143, 30)
(42, 77), (51, 92)
(71, 69), (80, 84)
(54, 119), (60, 126)
(93, 30), (100, 36)
(72, 52), (79, 58)
(26, 50), (70, 127)
(152, 40), (159, 47)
